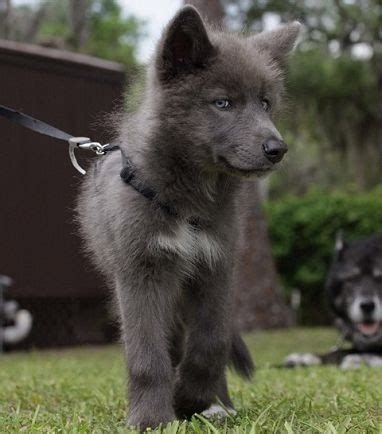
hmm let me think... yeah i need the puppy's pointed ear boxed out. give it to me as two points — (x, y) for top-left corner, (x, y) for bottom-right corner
(156, 6), (216, 81)
(251, 21), (302, 65)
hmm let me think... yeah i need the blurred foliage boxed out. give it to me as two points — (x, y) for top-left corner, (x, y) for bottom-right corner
(225, 0), (382, 194)
(84, 0), (142, 67)
(0, 0), (144, 71)
(266, 187), (382, 324)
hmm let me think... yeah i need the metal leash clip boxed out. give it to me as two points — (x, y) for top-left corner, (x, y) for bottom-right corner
(68, 137), (107, 175)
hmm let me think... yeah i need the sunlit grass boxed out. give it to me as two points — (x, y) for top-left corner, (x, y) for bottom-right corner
(0, 328), (381, 433)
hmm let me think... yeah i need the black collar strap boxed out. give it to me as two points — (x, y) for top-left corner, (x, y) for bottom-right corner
(120, 154), (202, 228)
(119, 151), (177, 216)
(116, 151), (202, 227)
(119, 151), (202, 228)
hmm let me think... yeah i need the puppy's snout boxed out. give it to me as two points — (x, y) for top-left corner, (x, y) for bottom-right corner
(360, 300), (376, 315)
(262, 138), (288, 163)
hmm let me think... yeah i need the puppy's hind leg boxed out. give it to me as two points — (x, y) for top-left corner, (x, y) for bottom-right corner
(174, 267), (232, 419)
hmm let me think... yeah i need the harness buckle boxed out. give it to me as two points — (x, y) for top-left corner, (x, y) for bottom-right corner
(68, 137), (108, 175)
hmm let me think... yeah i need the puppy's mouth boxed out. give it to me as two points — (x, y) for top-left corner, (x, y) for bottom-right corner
(218, 156), (273, 177)
(356, 321), (382, 337)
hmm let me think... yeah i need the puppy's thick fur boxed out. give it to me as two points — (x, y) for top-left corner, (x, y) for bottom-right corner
(284, 234), (382, 369)
(77, 7), (300, 429)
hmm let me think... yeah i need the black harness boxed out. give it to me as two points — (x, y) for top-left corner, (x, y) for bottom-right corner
(0, 104), (178, 217)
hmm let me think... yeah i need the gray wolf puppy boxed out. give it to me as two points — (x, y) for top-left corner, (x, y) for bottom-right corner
(77, 6), (301, 429)
(284, 234), (382, 369)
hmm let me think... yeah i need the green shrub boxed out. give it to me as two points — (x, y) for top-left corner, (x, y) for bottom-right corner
(266, 187), (382, 324)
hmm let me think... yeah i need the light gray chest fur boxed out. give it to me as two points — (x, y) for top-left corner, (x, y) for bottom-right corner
(152, 222), (224, 271)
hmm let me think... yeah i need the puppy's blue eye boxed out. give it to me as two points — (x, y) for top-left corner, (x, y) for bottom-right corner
(214, 99), (231, 110)
(261, 98), (271, 112)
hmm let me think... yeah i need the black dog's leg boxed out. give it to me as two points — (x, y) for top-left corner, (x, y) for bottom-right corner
(283, 348), (372, 368)
(174, 266), (232, 418)
(116, 275), (179, 430)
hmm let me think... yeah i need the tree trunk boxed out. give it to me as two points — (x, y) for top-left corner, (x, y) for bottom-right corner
(0, 0), (12, 39)
(184, 0), (293, 330)
(233, 182), (294, 331)
(24, 3), (47, 43)
(346, 127), (367, 191)
(68, 0), (90, 50)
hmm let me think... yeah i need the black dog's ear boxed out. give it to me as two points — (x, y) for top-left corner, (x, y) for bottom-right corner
(325, 269), (345, 318)
(156, 6), (216, 81)
(335, 230), (347, 254)
(251, 21), (302, 65)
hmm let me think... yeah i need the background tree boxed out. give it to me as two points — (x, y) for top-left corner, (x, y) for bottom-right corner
(0, 0), (142, 70)
(0, 0), (12, 39)
(68, 0), (90, 50)
(185, 0), (293, 330)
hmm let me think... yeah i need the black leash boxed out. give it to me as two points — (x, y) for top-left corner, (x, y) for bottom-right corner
(0, 105), (72, 142)
(0, 104), (118, 174)
(0, 104), (178, 218)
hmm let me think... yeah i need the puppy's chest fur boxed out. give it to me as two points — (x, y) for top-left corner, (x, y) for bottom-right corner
(153, 221), (224, 270)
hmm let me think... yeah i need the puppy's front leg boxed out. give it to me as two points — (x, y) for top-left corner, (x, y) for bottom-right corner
(116, 274), (179, 430)
(174, 265), (232, 418)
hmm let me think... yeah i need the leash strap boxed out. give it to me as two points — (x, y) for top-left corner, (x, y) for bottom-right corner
(0, 104), (72, 142)
(0, 104), (180, 218)
(0, 104), (116, 175)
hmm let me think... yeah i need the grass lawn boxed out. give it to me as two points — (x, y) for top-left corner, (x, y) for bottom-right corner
(0, 327), (381, 433)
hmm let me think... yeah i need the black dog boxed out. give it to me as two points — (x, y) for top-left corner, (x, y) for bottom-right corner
(284, 234), (382, 368)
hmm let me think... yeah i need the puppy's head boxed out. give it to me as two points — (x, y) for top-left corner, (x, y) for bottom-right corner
(151, 6), (301, 178)
(326, 233), (382, 350)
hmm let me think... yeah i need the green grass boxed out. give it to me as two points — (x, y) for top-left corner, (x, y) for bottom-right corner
(0, 328), (381, 433)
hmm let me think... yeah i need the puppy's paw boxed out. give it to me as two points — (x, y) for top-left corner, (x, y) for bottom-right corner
(283, 353), (322, 368)
(127, 410), (175, 431)
(201, 404), (237, 419)
(174, 383), (213, 419)
(174, 396), (210, 419)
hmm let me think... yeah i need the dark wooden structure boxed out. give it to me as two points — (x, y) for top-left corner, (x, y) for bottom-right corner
(0, 40), (125, 348)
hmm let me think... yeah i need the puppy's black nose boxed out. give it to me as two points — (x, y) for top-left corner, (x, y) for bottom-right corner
(360, 300), (375, 314)
(262, 138), (288, 163)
